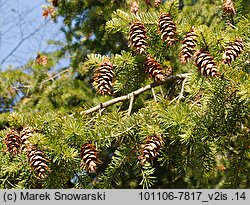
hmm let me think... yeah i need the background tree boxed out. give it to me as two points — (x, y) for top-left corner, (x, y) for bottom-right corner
(0, 0), (62, 68)
(0, 0), (249, 189)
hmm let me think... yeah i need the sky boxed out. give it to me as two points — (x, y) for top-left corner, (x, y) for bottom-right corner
(0, 0), (65, 69)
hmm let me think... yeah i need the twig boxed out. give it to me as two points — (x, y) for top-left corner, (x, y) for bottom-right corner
(127, 93), (135, 116)
(81, 73), (190, 115)
(111, 125), (137, 139)
(151, 88), (157, 102)
(200, 32), (209, 50)
(169, 78), (187, 104)
(169, 0), (176, 13)
(165, 79), (180, 99)
(73, 170), (84, 186)
(178, 0), (184, 10)
(227, 21), (238, 30)
(99, 108), (106, 116)
(169, 95), (179, 104)
(39, 67), (71, 90)
(230, 13), (234, 26)
(178, 77), (187, 101)
(160, 86), (164, 98)
(14, 85), (31, 89)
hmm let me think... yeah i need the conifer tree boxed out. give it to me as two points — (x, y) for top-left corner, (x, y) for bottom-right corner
(0, 0), (249, 189)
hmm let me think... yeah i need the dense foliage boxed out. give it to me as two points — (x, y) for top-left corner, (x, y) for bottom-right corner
(0, 0), (249, 188)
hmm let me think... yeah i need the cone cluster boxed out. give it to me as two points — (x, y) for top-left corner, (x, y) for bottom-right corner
(129, 21), (148, 54)
(3, 127), (49, 179)
(144, 56), (167, 82)
(138, 133), (164, 165)
(93, 59), (114, 95)
(194, 50), (220, 78)
(179, 27), (198, 64)
(222, 38), (243, 65)
(223, 0), (236, 16)
(158, 12), (176, 46)
(130, 1), (139, 15)
(80, 143), (101, 173)
(3, 129), (21, 155)
(27, 144), (49, 179)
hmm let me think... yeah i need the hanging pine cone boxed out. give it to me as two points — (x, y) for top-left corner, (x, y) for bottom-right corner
(3, 129), (21, 155)
(93, 59), (114, 95)
(194, 50), (220, 78)
(42, 6), (56, 19)
(179, 27), (198, 64)
(223, 0), (236, 16)
(130, 1), (139, 15)
(144, 56), (167, 82)
(138, 133), (164, 165)
(154, 0), (161, 7)
(20, 126), (34, 151)
(158, 12), (177, 46)
(222, 38), (243, 65)
(36, 54), (48, 66)
(27, 144), (49, 179)
(129, 21), (148, 54)
(80, 143), (101, 173)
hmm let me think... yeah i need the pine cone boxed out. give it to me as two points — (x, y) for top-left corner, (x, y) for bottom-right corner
(80, 143), (101, 173)
(93, 59), (114, 95)
(223, 0), (236, 16)
(179, 27), (198, 64)
(138, 133), (164, 165)
(20, 126), (34, 151)
(27, 144), (49, 179)
(154, 0), (161, 7)
(158, 12), (177, 46)
(194, 50), (220, 78)
(4, 129), (21, 155)
(222, 38), (243, 65)
(36, 54), (48, 66)
(129, 21), (148, 54)
(145, 56), (167, 82)
(42, 6), (56, 19)
(130, 1), (139, 15)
